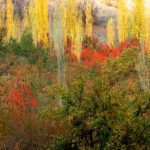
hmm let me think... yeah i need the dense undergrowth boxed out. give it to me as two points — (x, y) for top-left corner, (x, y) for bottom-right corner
(0, 29), (150, 150)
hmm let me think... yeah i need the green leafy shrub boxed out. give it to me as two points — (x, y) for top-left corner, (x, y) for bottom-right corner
(5, 28), (35, 57)
(6, 38), (20, 54)
(19, 28), (35, 57)
(0, 28), (5, 50)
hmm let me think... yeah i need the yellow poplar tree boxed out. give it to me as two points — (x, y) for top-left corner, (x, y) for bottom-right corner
(73, 14), (83, 60)
(42, 0), (49, 45)
(29, 0), (37, 44)
(22, 8), (29, 31)
(67, 0), (78, 41)
(0, 17), (2, 29)
(85, 0), (93, 39)
(6, 0), (14, 41)
(60, 0), (67, 46)
(28, 0), (49, 46)
(66, 0), (79, 56)
(13, 15), (21, 41)
(0, 1), (5, 29)
(117, 0), (129, 42)
(65, 0), (84, 60)
(145, 17), (150, 55)
(132, 0), (146, 39)
(35, 0), (42, 44)
(107, 18), (115, 47)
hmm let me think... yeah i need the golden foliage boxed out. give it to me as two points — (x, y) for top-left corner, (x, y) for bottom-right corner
(132, 0), (146, 39)
(107, 18), (115, 47)
(145, 17), (150, 56)
(65, 0), (84, 60)
(29, 0), (37, 44)
(117, 0), (129, 42)
(60, 0), (67, 46)
(0, 3), (5, 29)
(73, 14), (83, 60)
(35, 0), (49, 45)
(13, 16), (21, 41)
(29, 0), (49, 46)
(42, 0), (49, 45)
(22, 8), (29, 31)
(85, 1), (93, 39)
(66, 0), (78, 41)
(6, 0), (14, 41)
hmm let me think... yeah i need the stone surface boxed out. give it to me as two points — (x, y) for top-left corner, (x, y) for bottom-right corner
(1, 0), (119, 43)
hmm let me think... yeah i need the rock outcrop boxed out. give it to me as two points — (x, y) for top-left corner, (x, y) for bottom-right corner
(1, 0), (119, 43)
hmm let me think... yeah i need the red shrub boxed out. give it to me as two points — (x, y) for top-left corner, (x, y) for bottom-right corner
(109, 48), (121, 58)
(81, 48), (106, 67)
(30, 97), (38, 108)
(81, 48), (93, 60)
(94, 52), (105, 62)
(66, 38), (140, 68)
(8, 80), (38, 119)
(100, 44), (111, 56)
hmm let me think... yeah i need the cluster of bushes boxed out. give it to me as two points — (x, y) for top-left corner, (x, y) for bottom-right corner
(50, 48), (150, 150)
(0, 28), (150, 150)
(0, 28), (56, 73)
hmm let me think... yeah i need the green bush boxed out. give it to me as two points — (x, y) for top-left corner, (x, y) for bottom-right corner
(0, 28), (5, 50)
(4, 28), (35, 58)
(3, 29), (56, 72)
(6, 38), (20, 54)
(6, 28), (35, 57)
(19, 28), (35, 57)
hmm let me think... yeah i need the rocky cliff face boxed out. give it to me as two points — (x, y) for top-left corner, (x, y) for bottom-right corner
(90, 0), (118, 43)
(11, 0), (118, 25)
(3, 0), (149, 43)
(14, 0), (118, 42)
(1, 0), (119, 42)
